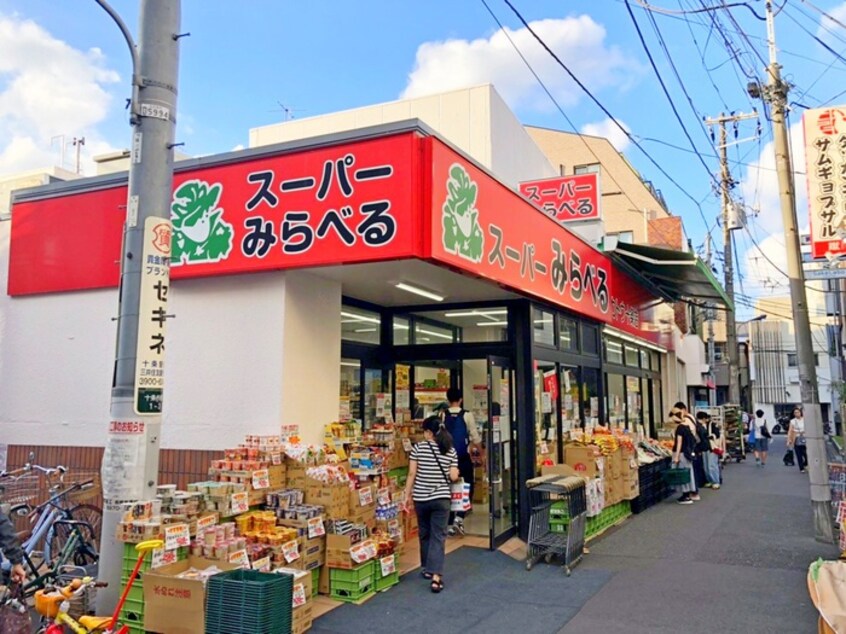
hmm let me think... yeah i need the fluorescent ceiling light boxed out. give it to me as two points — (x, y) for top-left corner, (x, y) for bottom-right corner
(393, 323), (410, 330)
(533, 318), (553, 324)
(444, 309), (507, 318)
(340, 361), (361, 368)
(416, 328), (453, 340)
(354, 328), (377, 333)
(341, 311), (380, 324)
(395, 282), (445, 302)
(477, 321), (508, 327)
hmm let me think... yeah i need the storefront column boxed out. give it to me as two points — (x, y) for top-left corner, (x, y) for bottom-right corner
(513, 302), (535, 541)
(280, 271), (342, 445)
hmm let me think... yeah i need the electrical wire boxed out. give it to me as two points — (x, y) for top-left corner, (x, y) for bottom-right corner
(633, 0), (765, 20)
(501, 0), (719, 238)
(782, 5), (846, 69)
(799, 0), (846, 31)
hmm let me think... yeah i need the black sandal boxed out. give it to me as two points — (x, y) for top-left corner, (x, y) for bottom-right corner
(421, 571), (433, 580)
(430, 577), (444, 593)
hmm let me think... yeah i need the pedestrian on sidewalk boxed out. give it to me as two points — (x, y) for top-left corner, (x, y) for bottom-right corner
(441, 388), (482, 537)
(671, 404), (699, 504)
(787, 407), (808, 473)
(751, 409), (771, 467)
(696, 411), (721, 489)
(404, 416), (459, 594)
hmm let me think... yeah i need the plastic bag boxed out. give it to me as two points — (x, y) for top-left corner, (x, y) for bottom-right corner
(0, 588), (32, 634)
(450, 480), (471, 512)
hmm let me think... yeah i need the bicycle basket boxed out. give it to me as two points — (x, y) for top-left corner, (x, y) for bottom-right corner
(0, 474), (39, 506)
(65, 471), (102, 503)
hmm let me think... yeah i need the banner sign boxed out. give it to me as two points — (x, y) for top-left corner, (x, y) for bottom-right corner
(428, 139), (653, 338)
(803, 107), (846, 259)
(518, 173), (601, 223)
(9, 133), (421, 295)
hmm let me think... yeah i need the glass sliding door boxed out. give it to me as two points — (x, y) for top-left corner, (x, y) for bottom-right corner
(488, 356), (517, 548)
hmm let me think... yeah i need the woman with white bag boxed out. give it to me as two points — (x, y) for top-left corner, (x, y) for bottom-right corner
(403, 416), (459, 593)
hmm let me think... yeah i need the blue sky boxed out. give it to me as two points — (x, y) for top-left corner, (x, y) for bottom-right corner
(2, 0), (846, 316)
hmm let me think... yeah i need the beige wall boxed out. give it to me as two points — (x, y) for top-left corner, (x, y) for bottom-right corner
(524, 126), (671, 244)
(250, 85), (556, 188)
(0, 167), (79, 218)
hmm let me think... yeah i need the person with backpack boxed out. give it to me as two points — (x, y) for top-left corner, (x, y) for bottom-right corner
(751, 409), (772, 467)
(787, 406), (808, 473)
(441, 388), (482, 536)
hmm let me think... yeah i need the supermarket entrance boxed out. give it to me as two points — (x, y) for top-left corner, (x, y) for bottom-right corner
(392, 355), (519, 549)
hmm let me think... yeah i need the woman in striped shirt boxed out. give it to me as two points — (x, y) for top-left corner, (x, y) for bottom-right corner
(403, 416), (459, 593)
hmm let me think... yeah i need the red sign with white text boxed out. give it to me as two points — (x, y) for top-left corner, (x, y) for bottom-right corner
(428, 139), (651, 338)
(519, 174), (600, 223)
(8, 133), (422, 295)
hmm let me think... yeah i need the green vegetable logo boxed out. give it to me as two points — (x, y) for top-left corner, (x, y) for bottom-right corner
(442, 163), (484, 263)
(170, 179), (234, 265)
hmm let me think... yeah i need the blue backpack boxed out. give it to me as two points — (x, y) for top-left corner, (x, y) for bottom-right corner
(444, 409), (470, 457)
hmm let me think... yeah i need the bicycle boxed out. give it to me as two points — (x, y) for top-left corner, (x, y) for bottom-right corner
(34, 539), (163, 634)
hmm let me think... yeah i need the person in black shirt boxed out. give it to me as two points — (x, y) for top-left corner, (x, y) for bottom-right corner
(671, 404), (700, 504)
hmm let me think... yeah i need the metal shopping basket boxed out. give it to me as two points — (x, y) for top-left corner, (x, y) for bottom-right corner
(525, 475), (586, 576)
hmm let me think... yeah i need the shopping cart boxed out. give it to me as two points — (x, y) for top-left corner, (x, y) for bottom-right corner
(525, 475), (586, 576)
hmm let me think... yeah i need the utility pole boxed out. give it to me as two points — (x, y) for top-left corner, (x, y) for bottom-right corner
(96, 0), (182, 611)
(705, 111), (756, 407)
(72, 137), (85, 174)
(706, 234), (717, 407)
(748, 0), (832, 542)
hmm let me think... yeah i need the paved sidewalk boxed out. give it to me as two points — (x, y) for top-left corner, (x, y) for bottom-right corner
(312, 435), (838, 634)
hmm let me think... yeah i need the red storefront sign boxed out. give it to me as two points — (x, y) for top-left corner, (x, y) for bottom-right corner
(428, 139), (652, 338)
(8, 133), (422, 295)
(519, 174), (600, 223)
(803, 107), (846, 259)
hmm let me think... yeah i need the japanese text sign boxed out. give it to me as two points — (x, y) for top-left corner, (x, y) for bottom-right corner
(519, 173), (601, 223)
(803, 107), (846, 259)
(428, 139), (653, 339)
(164, 523), (190, 551)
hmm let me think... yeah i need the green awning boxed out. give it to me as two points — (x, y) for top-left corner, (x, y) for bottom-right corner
(606, 242), (733, 310)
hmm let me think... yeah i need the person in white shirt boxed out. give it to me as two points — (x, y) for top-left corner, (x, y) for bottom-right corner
(787, 407), (808, 473)
(750, 409), (771, 467)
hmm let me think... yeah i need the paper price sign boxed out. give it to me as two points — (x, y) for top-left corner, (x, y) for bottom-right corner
(271, 453), (282, 465)
(228, 549), (250, 567)
(282, 540), (300, 563)
(252, 469), (270, 490)
(401, 438), (413, 452)
(377, 487), (391, 506)
(196, 514), (218, 531)
(358, 486), (373, 506)
(231, 492), (249, 514)
(380, 555), (396, 577)
(152, 547), (178, 569)
(164, 523), (190, 550)
(350, 542), (371, 564)
(387, 518), (401, 539)
(307, 516), (325, 538)
(292, 583), (307, 608)
(251, 556), (271, 572)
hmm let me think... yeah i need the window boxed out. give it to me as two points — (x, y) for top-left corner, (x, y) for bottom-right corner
(414, 321), (455, 344)
(605, 338), (624, 365)
(608, 231), (634, 244)
(624, 345), (639, 367)
(641, 349), (650, 370)
(532, 307), (555, 346)
(393, 317), (410, 345)
(582, 324), (599, 356)
(341, 306), (380, 344)
(787, 353), (819, 367)
(714, 343), (726, 362)
(574, 163), (600, 175)
(559, 317), (578, 352)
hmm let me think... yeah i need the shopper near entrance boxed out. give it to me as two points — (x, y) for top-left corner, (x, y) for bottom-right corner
(695, 411), (721, 489)
(0, 509), (26, 585)
(787, 407), (808, 473)
(404, 416), (458, 594)
(751, 409), (771, 467)
(671, 404), (700, 504)
(441, 388), (482, 536)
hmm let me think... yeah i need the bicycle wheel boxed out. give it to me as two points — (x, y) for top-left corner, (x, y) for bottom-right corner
(48, 523), (97, 569)
(69, 504), (102, 550)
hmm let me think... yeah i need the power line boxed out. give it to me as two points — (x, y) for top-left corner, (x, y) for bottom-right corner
(501, 0), (717, 237)
(782, 4), (846, 69)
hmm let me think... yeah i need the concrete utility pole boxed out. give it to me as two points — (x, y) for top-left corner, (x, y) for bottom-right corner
(749, 0), (833, 542)
(705, 111), (756, 406)
(96, 0), (182, 611)
(706, 234), (717, 407)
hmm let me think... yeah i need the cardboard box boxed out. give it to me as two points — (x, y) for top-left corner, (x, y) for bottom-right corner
(564, 445), (604, 478)
(318, 564), (330, 595)
(605, 448), (623, 478)
(540, 463), (582, 479)
(623, 476), (639, 501)
(604, 475), (623, 506)
(143, 556), (238, 634)
(325, 534), (376, 569)
(276, 567), (313, 605)
(293, 603), (314, 634)
(472, 481), (489, 504)
(305, 481), (349, 519)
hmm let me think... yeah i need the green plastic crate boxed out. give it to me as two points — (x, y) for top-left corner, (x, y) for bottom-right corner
(375, 572), (399, 592)
(329, 561), (374, 586)
(330, 577), (375, 603)
(311, 567), (320, 599)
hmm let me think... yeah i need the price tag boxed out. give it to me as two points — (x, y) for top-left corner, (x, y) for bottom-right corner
(377, 487), (391, 506)
(252, 469), (270, 490)
(401, 438), (413, 452)
(307, 516), (325, 539)
(350, 542), (370, 564)
(228, 549), (249, 567)
(251, 556), (271, 572)
(196, 514), (218, 532)
(363, 539), (377, 560)
(387, 518), (401, 539)
(231, 492), (249, 514)
(292, 583), (307, 608)
(151, 547), (178, 569)
(358, 486), (373, 507)
(282, 540), (300, 563)
(380, 555), (396, 577)
(164, 523), (190, 550)
(271, 453), (282, 466)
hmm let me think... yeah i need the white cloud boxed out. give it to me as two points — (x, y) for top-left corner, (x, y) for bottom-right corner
(817, 2), (846, 50)
(580, 118), (630, 151)
(400, 15), (639, 112)
(0, 14), (121, 176)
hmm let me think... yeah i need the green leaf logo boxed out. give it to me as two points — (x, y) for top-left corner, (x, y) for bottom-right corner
(170, 179), (234, 265)
(442, 163), (484, 263)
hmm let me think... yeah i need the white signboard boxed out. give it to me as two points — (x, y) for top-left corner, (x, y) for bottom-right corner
(134, 217), (172, 415)
(803, 267), (846, 280)
(803, 107), (846, 260)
